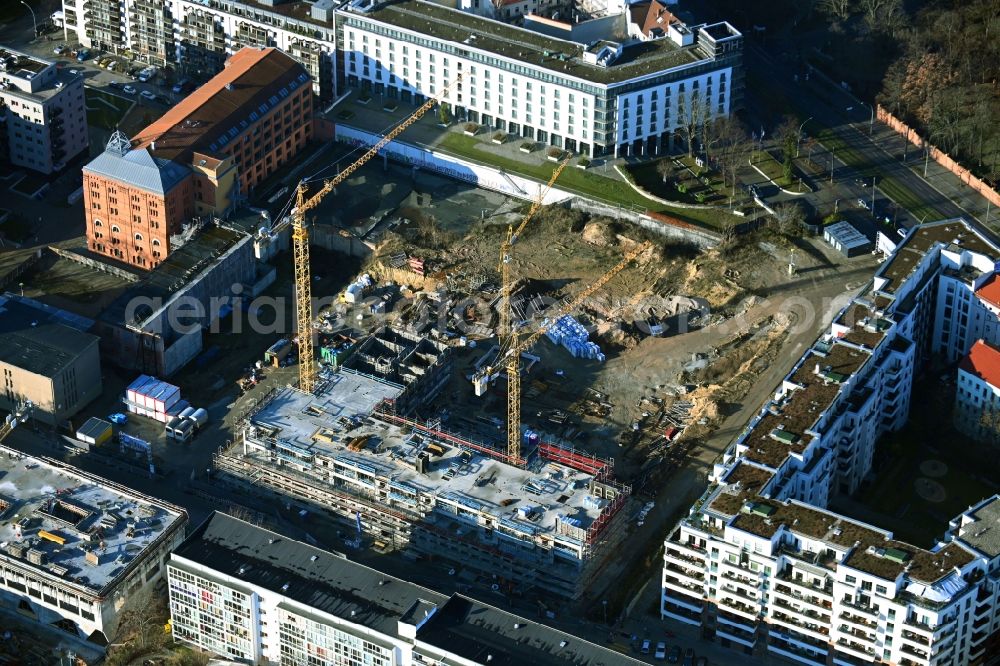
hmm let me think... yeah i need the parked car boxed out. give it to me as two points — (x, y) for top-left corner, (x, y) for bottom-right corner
(122, 85), (137, 95)
(857, 198), (870, 210)
(654, 642), (667, 660)
(640, 639), (651, 655)
(76, 48), (91, 62)
(667, 646), (681, 663)
(53, 44), (66, 55)
(682, 648), (695, 666)
(140, 90), (156, 101)
(172, 78), (193, 94)
(108, 81), (120, 89)
(68, 69), (81, 77)
(137, 67), (157, 82)
(106, 61), (118, 71)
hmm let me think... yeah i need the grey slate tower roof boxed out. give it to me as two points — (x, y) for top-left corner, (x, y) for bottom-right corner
(83, 131), (190, 195)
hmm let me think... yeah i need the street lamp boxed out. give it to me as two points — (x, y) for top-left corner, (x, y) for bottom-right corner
(849, 102), (875, 136)
(795, 116), (813, 158)
(20, 1), (38, 38)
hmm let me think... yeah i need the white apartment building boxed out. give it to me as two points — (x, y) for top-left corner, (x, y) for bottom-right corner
(0, 46), (88, 174)
(168, 511), (645, 666)
(341, 0), (741, 158)
(61, 0), (336, 99)
(953, 339), (1000, 444)
(662, 219), (1000, 666)
(0, 443), (188, 644)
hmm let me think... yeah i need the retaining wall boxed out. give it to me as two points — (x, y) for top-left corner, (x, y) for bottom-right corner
(336, 125), (573, 204)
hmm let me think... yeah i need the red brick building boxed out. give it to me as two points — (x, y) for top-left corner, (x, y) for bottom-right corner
(83, 47), (313, 270)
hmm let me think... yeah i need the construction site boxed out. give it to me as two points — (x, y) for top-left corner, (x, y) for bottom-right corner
(193, 76), (860, 612)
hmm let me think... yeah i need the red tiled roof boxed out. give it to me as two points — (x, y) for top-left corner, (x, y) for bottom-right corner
(132, 48), (305, 162)
(976, 274), (1000, 309)
(629, 0), (678, 38)
(960, 339), (1000, 389)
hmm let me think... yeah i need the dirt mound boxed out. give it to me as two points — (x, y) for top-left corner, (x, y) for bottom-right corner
(582, 221), (616, 247)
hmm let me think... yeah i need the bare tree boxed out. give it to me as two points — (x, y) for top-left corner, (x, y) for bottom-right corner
(678, 91), (707, 158)
(709, 117), (752, 190)
(115, 589), (168, 649)
(818, 0), (853, 20)
(656, 159), (672, 184)
(771, 202), (806, 237)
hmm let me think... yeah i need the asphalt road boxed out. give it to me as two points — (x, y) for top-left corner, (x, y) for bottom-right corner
(746, 44), (992, 227)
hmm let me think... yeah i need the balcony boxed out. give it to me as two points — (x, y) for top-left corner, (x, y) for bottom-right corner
(839, 597), (878, 617)
(664, 576), (703, 598)
(836, 624), (875, 644)
(665, 546), (706, 567)
(900, 642), (929, 661)
(718, 595), (758, 620)
(900, 629), (929, 646)
(720, 583), (757, 602)
(840, 610), (877, 629)
(663, 586), (704, 612)
(774, 583), (833, 609)
(834, 638), (877, 661)
(721, 570), (757, 588)
(771, 611), (830, 640)
(664, 562), (704, 583)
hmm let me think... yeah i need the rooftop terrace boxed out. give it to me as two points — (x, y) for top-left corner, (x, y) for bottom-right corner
(247, 376), (615, 536)
(722, 496), (977, 584)
(877, 220), (998, 294)
(740, 341), (870, 469)
(835, 302), (889, 350)
(0, 47), (49, 76)
(356, 0), (704, 85)
(0, 446), (186, 594)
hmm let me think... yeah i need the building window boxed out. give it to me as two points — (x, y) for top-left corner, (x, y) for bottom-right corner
(135, 233), (143, 241)
(111, 225), (120, 233)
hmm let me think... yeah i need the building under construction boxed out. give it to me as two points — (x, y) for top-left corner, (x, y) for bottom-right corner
(214, 329), (630, 600)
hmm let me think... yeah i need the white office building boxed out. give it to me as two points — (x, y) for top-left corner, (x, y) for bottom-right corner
(662, 219), (1000, 666)
(168, 511), (644, 666)
(0, 46), (88, 174)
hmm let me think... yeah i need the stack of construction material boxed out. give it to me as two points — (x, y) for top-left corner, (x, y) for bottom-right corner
(343, 274), (375, 304)
(125, 375), (182, 423)
(544, 315), (605, 361)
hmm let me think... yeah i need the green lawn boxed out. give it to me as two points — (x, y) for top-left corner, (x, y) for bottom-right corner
(85, 88), (134, 131)
(436, 133), (740, 231)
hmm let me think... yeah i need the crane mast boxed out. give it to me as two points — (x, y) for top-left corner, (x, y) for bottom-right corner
(491, 240), (652, 463)
(293, 74), (464, 393)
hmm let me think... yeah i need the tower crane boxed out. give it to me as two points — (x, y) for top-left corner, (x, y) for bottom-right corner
(474, 240), (653, 464)
(291, 74), (464, 393)
(497, 158), (570, 345)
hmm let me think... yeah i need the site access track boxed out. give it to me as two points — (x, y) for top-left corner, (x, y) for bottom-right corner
(748, 43), (992, 226)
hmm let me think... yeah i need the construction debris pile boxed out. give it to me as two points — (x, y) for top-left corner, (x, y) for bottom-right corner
(544, 315), (605, 361)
